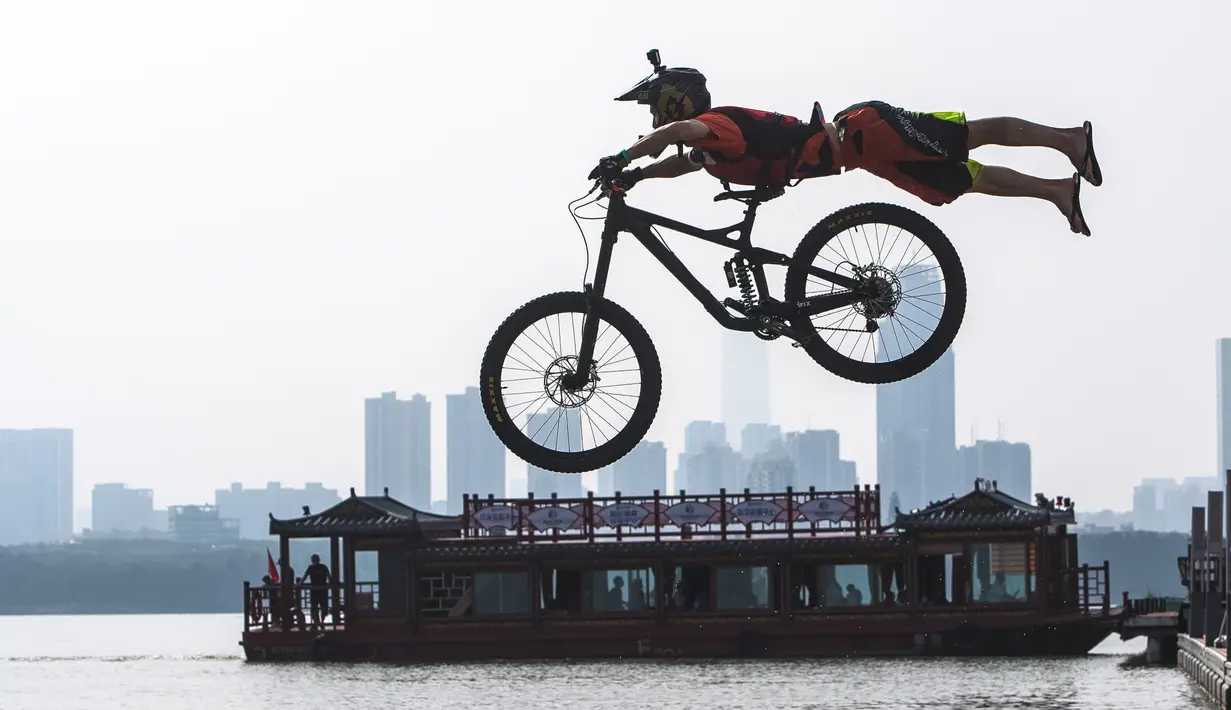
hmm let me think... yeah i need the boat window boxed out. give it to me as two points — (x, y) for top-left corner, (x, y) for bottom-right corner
(970, 542), (1030, 603)
(419, 570), (472, 618)
(714, 566), (771, 610)
(669, 565), (712, 611)
(582, 568), (656, 612)
(353, 550), (381, 612)
(473, 571), (529, 614)
(916, 553), (957, 605)
(812, 564), (883, 607)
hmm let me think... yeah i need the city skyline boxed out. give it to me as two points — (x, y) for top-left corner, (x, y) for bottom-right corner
(10, 326), (1230, 529)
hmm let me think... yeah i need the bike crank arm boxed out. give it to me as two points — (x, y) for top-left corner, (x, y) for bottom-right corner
(723, 297), (816, 347)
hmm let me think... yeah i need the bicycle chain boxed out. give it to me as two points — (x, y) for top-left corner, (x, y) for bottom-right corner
(804, 289), (884, 334)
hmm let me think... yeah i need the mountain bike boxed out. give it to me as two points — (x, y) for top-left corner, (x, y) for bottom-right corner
(480, 174), (966, 474)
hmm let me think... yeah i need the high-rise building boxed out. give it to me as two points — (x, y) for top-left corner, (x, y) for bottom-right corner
(409, 394), (431, 507)
(876, 263), (956, 514)
(446, 386), (507, 511)
(1218, 339), (1231, 479)
(1132, 476), (1222, 532)
(364, 391), (431, 509)
(91, 483), (155, 533)
(167, 504), (240, 544)
(721, 329), (770, 450)
(214, 481), (342, 539)
(525, 408), (585, 499)
(0, 428), (73, 545)
(739, 423), (782, 459)
(593, 465), (615, 497)
(677, 420), (728, 492)
(609, 441), (667, 496)
(745, 438), (795, 492)
(679, 442), (742, 494)
(956, 440), (1032, 502)
(786, 429), (858, 491)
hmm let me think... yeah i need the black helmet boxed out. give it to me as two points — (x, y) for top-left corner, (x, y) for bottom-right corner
(615, 49), (711, 128)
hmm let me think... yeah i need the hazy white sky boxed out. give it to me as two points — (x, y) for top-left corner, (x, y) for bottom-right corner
(2, 0), (1229, 513)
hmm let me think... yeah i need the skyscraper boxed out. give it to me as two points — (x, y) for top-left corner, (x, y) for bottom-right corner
(721, 329), (770, 450)
(409, 394), (431, 508)
(446, 386), (507, 511)
(786, 429), (858, 491)
(876, 348), (956, 512)
(739, 422), (782, 459)
(610, 441), (668, 496)
(875, 263), (956, 513)
(364, 391), (431, 509)
(92, 483), (154, 534)
(1218, 338), (1231, 479)
(677, 420), (729, 492)
(525, 408), (584, 499)
(0, 428), (74, 545)
(956, 439), (1032, 502)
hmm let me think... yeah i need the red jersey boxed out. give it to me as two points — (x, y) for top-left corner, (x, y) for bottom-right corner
(689, 106), (840, 186)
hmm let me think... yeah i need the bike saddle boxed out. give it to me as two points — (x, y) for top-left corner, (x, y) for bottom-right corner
(713, 185), (785, 203)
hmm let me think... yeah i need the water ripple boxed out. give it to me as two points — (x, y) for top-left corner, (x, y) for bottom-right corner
(0, 614), (1218, 710)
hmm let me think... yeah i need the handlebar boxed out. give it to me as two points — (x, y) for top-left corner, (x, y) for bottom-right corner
(592, 173), (785, 205)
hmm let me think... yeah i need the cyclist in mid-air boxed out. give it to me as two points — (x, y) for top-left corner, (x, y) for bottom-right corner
(589, 53), (1103, 236)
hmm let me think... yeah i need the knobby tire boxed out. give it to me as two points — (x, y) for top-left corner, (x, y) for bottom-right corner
(783, 202), (967, 384)
(479, 291), (663, 474)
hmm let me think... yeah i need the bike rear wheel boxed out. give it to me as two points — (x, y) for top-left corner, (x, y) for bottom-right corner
(479, 291), (662, 474)
(783, 202), (966, 384)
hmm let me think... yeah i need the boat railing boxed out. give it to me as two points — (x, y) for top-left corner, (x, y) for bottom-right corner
(460, 485), (883, 543)
(1077, 561), (1110, 616)
(1120, 592), (1181, 616)
(243, 581), (351, 633)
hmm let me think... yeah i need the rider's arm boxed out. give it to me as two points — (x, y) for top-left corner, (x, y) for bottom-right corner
(639, 153), (703, 179)
(622, 120), (712, 162)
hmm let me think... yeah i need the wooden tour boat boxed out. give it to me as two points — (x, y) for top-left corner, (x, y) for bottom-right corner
(240, 477), (1119, 662)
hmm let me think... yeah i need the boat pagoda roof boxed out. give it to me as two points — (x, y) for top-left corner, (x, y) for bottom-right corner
(892, 479), (1077, 532)
(269, 488), (464, 538)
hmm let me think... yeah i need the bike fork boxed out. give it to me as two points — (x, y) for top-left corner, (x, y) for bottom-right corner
(568, 227), (618, 390)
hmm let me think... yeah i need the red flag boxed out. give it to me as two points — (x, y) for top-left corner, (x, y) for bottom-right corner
(267, 548), (280, 584)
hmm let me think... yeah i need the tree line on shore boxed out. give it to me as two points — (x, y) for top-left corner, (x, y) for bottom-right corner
(0, 530), (1190, 615)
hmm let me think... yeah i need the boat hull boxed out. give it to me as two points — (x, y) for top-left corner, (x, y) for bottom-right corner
(241, 611), (1119, 663)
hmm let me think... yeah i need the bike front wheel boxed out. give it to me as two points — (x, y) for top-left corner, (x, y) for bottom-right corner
(479, 291), (662, 474)
(783, 202), (967, 384)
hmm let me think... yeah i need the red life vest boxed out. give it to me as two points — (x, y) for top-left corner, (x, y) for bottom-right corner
(691, 104), (836, 188)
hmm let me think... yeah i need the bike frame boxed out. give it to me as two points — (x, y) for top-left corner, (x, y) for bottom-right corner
(573, 188), (866, 376)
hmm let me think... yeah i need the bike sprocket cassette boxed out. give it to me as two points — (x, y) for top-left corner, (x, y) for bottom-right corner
(852, 265), (902, 320)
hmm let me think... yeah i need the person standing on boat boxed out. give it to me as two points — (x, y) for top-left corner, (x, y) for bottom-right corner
(303, 554), (333, 629)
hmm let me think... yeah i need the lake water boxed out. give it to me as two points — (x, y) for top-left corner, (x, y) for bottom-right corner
(0, 614), (1216, 709)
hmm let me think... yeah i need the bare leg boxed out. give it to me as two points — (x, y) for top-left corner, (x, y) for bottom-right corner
(968, 117), (1097, 183)
(968, 166), (1087, 235)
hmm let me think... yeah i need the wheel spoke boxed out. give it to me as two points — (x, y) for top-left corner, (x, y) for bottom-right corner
(783, 206), (965, 384)
(483, 295), (656, 467)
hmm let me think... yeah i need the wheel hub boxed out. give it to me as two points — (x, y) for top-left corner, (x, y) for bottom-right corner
(852, 265), (902, 320)
(545, 356), (597, 408)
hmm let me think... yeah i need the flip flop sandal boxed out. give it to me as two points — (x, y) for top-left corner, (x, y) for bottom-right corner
(1068, 172), (1091, 237)
(1081, 121), (1103, 187)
